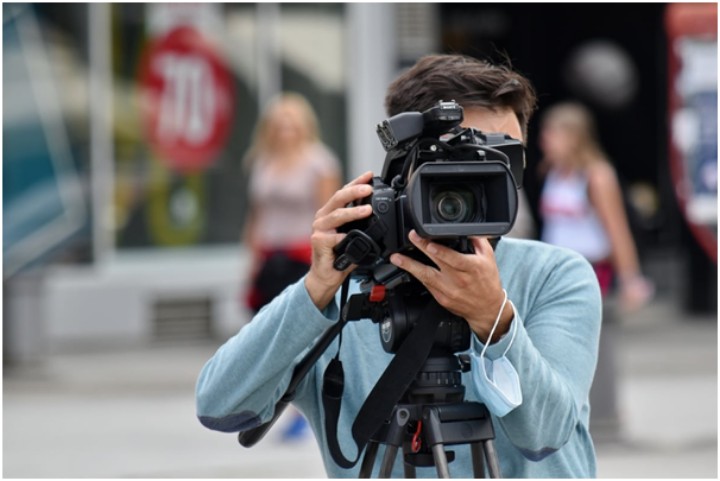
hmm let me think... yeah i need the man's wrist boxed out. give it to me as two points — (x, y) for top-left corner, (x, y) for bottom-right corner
(471, 298), (514, 344)
(304, 272), (339, 311)
(495, 301), (515, 341)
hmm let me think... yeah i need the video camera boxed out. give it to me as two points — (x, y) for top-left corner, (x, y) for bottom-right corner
(333, 100), (525, 289)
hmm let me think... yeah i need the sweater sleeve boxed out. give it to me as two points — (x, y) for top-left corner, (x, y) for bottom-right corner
(195, 277), (339, 432)
(471, 249), (602, 460)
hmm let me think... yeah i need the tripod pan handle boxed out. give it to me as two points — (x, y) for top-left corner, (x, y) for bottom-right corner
(237, 400), (289, 447)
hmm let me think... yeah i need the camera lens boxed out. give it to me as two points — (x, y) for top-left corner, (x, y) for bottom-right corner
(432, 187), (476, 223)
(437, 192), (467, 222)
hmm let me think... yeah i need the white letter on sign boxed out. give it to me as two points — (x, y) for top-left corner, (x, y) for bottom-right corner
(155, 53), (215, 145)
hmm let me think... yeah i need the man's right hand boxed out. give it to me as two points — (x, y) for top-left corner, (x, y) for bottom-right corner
(305, 171), (375, 310)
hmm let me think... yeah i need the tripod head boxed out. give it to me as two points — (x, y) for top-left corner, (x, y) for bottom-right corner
(345, 273), (471, 357)
(403, 354), (470, 405)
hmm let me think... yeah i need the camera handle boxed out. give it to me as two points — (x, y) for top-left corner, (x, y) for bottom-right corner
(333, 230), (381, 271)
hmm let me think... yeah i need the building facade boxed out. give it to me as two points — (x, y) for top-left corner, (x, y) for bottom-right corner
(3, 3), (716, 359)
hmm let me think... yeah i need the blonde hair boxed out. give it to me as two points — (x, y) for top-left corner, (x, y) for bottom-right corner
(540, 102), (608, 169)
(243, 92), (320, 170)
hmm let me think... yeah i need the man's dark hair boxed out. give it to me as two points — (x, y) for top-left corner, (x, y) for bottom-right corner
(385, 54), (537, 140)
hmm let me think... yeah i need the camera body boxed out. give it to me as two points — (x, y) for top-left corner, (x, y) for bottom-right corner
(333, 100), (525, 283)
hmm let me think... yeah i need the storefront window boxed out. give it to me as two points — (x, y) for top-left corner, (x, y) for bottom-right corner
(112, 3), (347, 250)
(279, 3), (347, 165)
(3, 5), (91, 274)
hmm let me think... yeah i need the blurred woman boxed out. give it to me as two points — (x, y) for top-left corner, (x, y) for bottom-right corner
(539, 102), (653, 310)
(243, 93), (341, 313)
(242, 93), (341, 441)
(538, 102), (653, 439)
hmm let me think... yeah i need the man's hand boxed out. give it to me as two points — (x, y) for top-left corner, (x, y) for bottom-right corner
(389, 231), (514, 344)
(305, 171), (375, 310)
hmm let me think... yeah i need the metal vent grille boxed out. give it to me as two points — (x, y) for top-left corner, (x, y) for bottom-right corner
(151, 296), (214, 341)
(396, 3), (439, 63)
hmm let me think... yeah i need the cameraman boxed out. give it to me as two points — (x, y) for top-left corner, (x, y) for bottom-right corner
(196, 54), (601, 478)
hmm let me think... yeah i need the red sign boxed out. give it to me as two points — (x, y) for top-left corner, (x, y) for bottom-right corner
(665, 4), (718, 263)
(139, 26), (234, 173)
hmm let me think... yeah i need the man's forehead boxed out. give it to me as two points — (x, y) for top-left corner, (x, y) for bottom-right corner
(461, 106), (523, 141)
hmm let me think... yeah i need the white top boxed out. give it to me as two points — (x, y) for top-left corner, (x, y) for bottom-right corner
(249, 143), (340, 249)
(540, 169), (611, 262)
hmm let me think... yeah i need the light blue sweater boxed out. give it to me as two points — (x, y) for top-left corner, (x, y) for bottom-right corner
(196, 238), (602, 478)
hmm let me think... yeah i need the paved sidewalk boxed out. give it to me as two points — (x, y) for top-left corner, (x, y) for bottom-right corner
(592, 299), (717, 478)
(3, 298), (717, 478)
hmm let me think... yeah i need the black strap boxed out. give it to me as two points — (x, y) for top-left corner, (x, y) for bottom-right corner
(239, 279), (351, 448)
(322, 300), (444, 469)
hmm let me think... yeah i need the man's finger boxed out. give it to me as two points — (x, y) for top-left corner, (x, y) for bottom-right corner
(390, 253), (441, 290)
(407, 230), (470, 272)
(344, 170), (374, 188)
(316, 183), (373, 218)
(313, 204), (372, 231)
(471, 236), (496, 261)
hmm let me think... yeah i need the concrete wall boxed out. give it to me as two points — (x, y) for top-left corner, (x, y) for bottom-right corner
(41, 247), (249, 349)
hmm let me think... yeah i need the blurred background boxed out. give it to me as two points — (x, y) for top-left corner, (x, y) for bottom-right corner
(3, 3), (717, 478)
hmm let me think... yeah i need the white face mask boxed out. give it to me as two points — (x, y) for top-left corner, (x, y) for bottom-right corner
(472, 297), (523, 417)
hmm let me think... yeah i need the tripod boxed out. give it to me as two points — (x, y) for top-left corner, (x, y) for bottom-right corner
(358, 354), (502, 478)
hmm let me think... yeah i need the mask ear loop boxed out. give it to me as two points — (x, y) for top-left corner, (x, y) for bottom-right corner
(480, 289), (517, 383)
(480, 289), (509, 362)
(501, 300), (518, 359)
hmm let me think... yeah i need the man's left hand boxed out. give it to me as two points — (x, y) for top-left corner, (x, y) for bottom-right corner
(389, 230), (513, 344)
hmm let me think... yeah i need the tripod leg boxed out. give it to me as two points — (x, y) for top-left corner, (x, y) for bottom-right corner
(379, 445), (399, 478)
(378, 409), (409, 478)
(482, 439), (502, 478)
(471, 442), (486, 478)
(359, 441), (379, 478)
(430, 444), (451, 478)
(422, 405), (452, 478)
(401, 441), (417, 478)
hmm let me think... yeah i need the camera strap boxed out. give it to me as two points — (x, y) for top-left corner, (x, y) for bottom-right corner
(322, 298), (444, 470)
